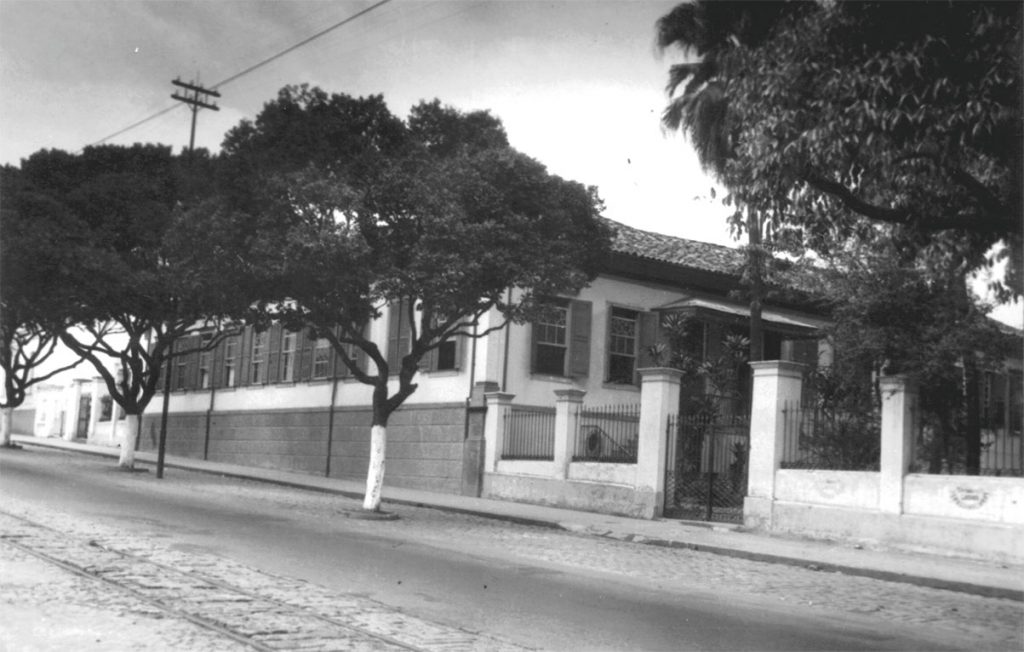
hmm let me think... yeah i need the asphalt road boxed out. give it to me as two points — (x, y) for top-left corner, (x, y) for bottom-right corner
(0, 447), (1002, 651)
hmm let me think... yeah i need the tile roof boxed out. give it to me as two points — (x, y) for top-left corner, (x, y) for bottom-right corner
(604, 218), (745, 275)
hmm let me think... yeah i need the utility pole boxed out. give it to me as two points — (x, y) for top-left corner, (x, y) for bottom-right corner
(170, 77), (221, 157)
(156, 78), (221, 480)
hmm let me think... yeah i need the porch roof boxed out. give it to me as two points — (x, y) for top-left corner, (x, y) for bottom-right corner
(655, 295), (829, 334)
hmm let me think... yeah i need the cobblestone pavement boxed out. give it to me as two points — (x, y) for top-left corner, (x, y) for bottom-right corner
(154, 473), (1023, 651)
(0, 507), (529, 651)
(3, 457), (1022, 651)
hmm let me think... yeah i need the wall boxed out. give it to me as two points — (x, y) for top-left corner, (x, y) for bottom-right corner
(11, 408), (35, 435)
(141, 401), (470, 494)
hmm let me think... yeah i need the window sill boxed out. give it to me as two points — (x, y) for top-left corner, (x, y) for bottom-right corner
(601, 382), (640, 392)
(528, 373), (575, 385)
(422, 369), (463, 377)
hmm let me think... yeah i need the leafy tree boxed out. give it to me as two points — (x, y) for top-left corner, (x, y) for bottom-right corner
(803, 240), (1013, 474)
(657, 0), (1021, 293)
(217, 86), (612, 511)
(19, 145), (252, 468)
(0, 166), (85, 446)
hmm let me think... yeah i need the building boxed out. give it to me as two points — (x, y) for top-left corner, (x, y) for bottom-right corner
(137, 218), (828, 496)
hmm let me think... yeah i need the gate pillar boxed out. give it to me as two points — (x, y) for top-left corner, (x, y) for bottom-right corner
(637, 367), (683, 519)
(745, 361), (805, 529)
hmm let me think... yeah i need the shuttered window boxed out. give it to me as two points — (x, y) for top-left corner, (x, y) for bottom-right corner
(607, 307), (638, 384)
(250, 330), (268, 384)
(532, 299), (591, 377)
(223, 338), (238, 387)
(312, 337), (332, 379)
(198, 334), (212, 389)
(280, 330), (297, 382)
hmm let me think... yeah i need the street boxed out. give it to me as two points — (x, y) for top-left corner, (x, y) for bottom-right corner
(1, 446), (1020, 651)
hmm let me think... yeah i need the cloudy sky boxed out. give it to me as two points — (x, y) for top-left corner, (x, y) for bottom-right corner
(2, 0), (1018, 326)
(1, 0), (733, 242)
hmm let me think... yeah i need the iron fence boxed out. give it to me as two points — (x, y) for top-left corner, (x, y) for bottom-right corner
(780, 400), (880, 471)
(664, 413), (749, 523)
(502, 406), (555, 460)
(574, 404), (640, 463)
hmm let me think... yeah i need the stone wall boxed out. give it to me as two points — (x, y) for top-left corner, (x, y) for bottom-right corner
(141, 402), (471, 494)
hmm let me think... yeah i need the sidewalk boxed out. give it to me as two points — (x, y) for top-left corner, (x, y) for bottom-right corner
(11, 434), (1023, 602)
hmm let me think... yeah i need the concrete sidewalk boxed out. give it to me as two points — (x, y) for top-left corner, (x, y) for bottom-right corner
(10, 434), (1023, 602)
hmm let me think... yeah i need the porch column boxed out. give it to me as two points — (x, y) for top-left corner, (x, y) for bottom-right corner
(745, 360), (805, 529)
(553, 389), (586, 479)
(483, 392), (514, 472)
(637, 368), (683, 519)
(879, 375), (917, 514)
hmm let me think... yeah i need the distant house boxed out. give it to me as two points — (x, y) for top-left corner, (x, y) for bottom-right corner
(138, 218), (829, 496)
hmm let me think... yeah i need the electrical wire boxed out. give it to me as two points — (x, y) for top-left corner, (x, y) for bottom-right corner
(85, 0), (394, 148)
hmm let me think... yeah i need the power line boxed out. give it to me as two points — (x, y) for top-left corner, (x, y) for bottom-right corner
(85, 0), (394, 149)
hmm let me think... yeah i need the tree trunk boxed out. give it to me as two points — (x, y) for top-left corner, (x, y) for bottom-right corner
(118, 414), (140, 469)
(1, 406), (13, 447)
(362, 424), (387, 511)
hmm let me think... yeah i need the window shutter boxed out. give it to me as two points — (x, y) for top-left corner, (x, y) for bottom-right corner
(637, 311), (660, 372)
(530, 317), (540, 374)
(387, 302), (412, 374)
(569, 300), (591, 377)
(154, 342), (165, 392)
(267, 323), (282, 384)
(298, 327), (315, 380)
(186, 335), (201, 390)
(238, 326), (252, 387)
(211, 335), (226, 389)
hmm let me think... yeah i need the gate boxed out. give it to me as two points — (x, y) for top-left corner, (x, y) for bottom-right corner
(664, 413), (749, 523)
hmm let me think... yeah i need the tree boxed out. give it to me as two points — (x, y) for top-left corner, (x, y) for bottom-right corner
(657, 1), (1021, 293)
(19, 145), (252, 468)
(0, 166), (84, 446)
(217, 86), (612, 511)
(791, 235), (1013, 474)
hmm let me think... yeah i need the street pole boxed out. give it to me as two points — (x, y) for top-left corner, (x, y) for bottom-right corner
(155, 78), (221, 479)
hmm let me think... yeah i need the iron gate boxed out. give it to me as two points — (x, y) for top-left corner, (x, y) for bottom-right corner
(664, 413), (750, 523)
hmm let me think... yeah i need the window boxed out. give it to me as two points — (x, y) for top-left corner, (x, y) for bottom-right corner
(250, 330), (267, 384)
(175, 356), (187, 390)
(198, 334), (212, 389)
(607, 307), (638, 384)
(99, 395), (113, 422)
(280, 330), (297, 382)
(435, 339), (458, 371)
(387, 301), (413, 374)
(224, 338), (238, 387)
(313, 337), (331, 379)
(530, 299), (591, 378)
(534, 303), (568, 376)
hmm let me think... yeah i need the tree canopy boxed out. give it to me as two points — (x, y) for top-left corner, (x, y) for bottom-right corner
(214, 85), (612, 508)
(658, 1), (1022, 295)
(16, 144), (252, 465)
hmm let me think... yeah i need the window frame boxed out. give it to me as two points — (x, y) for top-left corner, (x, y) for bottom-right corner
(606, 306), (639, 385)
(312, 336), (332, 379)
(280, 330), (297, 382)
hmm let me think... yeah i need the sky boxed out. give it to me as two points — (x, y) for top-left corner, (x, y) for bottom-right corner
(1, 0), (1019, 328)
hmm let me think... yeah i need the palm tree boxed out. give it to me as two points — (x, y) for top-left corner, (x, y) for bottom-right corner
(656, 1), (804, 366)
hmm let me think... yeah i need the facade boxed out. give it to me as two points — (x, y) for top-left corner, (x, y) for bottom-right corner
(138, 218), (828, 496)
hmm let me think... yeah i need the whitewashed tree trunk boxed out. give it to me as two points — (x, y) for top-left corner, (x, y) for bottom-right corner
(1, 407), (13, 447)
(362, 424), (387, 511)
(118, 414), (140, 468)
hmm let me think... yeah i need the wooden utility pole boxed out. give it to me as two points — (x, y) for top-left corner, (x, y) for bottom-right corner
(155, 79), (221, 480)
(170, 78), (221, 157)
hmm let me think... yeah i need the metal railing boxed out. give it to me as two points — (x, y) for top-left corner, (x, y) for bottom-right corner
(574, 404), (640, 463)
(501, 406), (555, 460)
(780, 400), (880, 471)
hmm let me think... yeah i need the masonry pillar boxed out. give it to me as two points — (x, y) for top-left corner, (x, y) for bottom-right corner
(87, 378), (103, 442)
(879, 375), (917, 514)
(636, 368), (683, 519)
(553, 389), (586, 479)
(483, 392), (514, 472)
(745, 360), (805, 529)
(63, 380), (84, 441)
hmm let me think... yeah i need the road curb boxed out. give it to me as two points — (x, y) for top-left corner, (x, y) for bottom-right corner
(12, 437), (1021, 602)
